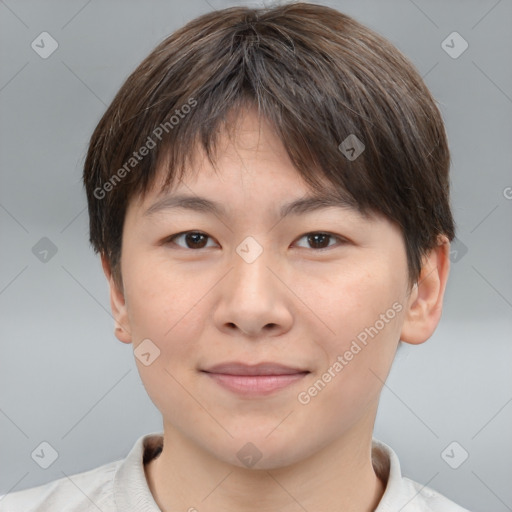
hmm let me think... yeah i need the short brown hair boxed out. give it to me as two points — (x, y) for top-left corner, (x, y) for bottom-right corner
(83, 2), (455, 290)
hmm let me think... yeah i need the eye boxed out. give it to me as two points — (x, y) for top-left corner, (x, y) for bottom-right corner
(165, 231), (217, 250)
(294, 232), (346, 250)
(164, 231), (347, 251)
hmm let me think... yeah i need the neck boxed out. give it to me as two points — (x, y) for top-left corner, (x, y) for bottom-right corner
(145, 419), (386, 512)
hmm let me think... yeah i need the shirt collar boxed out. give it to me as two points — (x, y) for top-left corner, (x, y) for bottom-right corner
(113, 432), (416, 511)
(113, 431), (163, 512)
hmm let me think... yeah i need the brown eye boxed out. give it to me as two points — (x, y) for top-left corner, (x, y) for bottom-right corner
(295, 232), (345, 250)
(166, 231), (215, 249)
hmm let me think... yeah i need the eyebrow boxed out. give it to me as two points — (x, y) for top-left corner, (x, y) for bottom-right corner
(143, 193), (359, 220)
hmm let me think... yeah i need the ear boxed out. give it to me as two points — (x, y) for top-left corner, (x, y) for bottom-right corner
(400, 235), (451, 345)
(101, 254), (132, 344)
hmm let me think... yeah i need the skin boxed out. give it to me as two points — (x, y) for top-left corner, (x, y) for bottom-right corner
(101, 106), (450, 512)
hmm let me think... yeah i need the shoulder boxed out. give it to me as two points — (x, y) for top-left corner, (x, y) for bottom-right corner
(0, 432), (162, 512)
(0, 458), (121, 512)
(400, 476), (473, 511)
(372, 438), (472, 512)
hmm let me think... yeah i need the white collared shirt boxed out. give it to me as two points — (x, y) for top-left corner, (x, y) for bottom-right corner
(0, 432), (471, 511)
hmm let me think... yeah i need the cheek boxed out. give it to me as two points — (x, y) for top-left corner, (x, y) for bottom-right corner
(122, 262), (208, 417)
(299, 262), (404, 389)
(123, 258), (208, 360)
(299, 261), (402, 340)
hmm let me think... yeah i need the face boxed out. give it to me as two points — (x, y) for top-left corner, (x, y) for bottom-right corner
(106, 107), (439, 470)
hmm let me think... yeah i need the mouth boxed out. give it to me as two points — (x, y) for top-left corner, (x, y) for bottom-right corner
(200, 362), (310, 396)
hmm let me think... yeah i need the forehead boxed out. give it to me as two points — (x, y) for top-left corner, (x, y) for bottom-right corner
(141, 191), (370, 224)
(128, 106), (374, 223)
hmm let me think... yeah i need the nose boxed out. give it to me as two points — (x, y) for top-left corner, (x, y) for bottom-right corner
(213, 242), (294, 338)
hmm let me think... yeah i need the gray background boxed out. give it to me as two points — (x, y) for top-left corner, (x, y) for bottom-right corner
(1, 0), (511, 510)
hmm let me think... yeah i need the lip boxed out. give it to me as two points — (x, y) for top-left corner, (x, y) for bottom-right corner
(203, 361), (309, 375)
(201, 362), (310, 396)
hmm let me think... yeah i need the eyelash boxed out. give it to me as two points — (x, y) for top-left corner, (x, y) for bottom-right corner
(163, 231), (348, 251)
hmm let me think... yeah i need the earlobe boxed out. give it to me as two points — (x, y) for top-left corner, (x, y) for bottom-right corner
(400, 236), (451, 345)
(101, 254), (132, 344)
